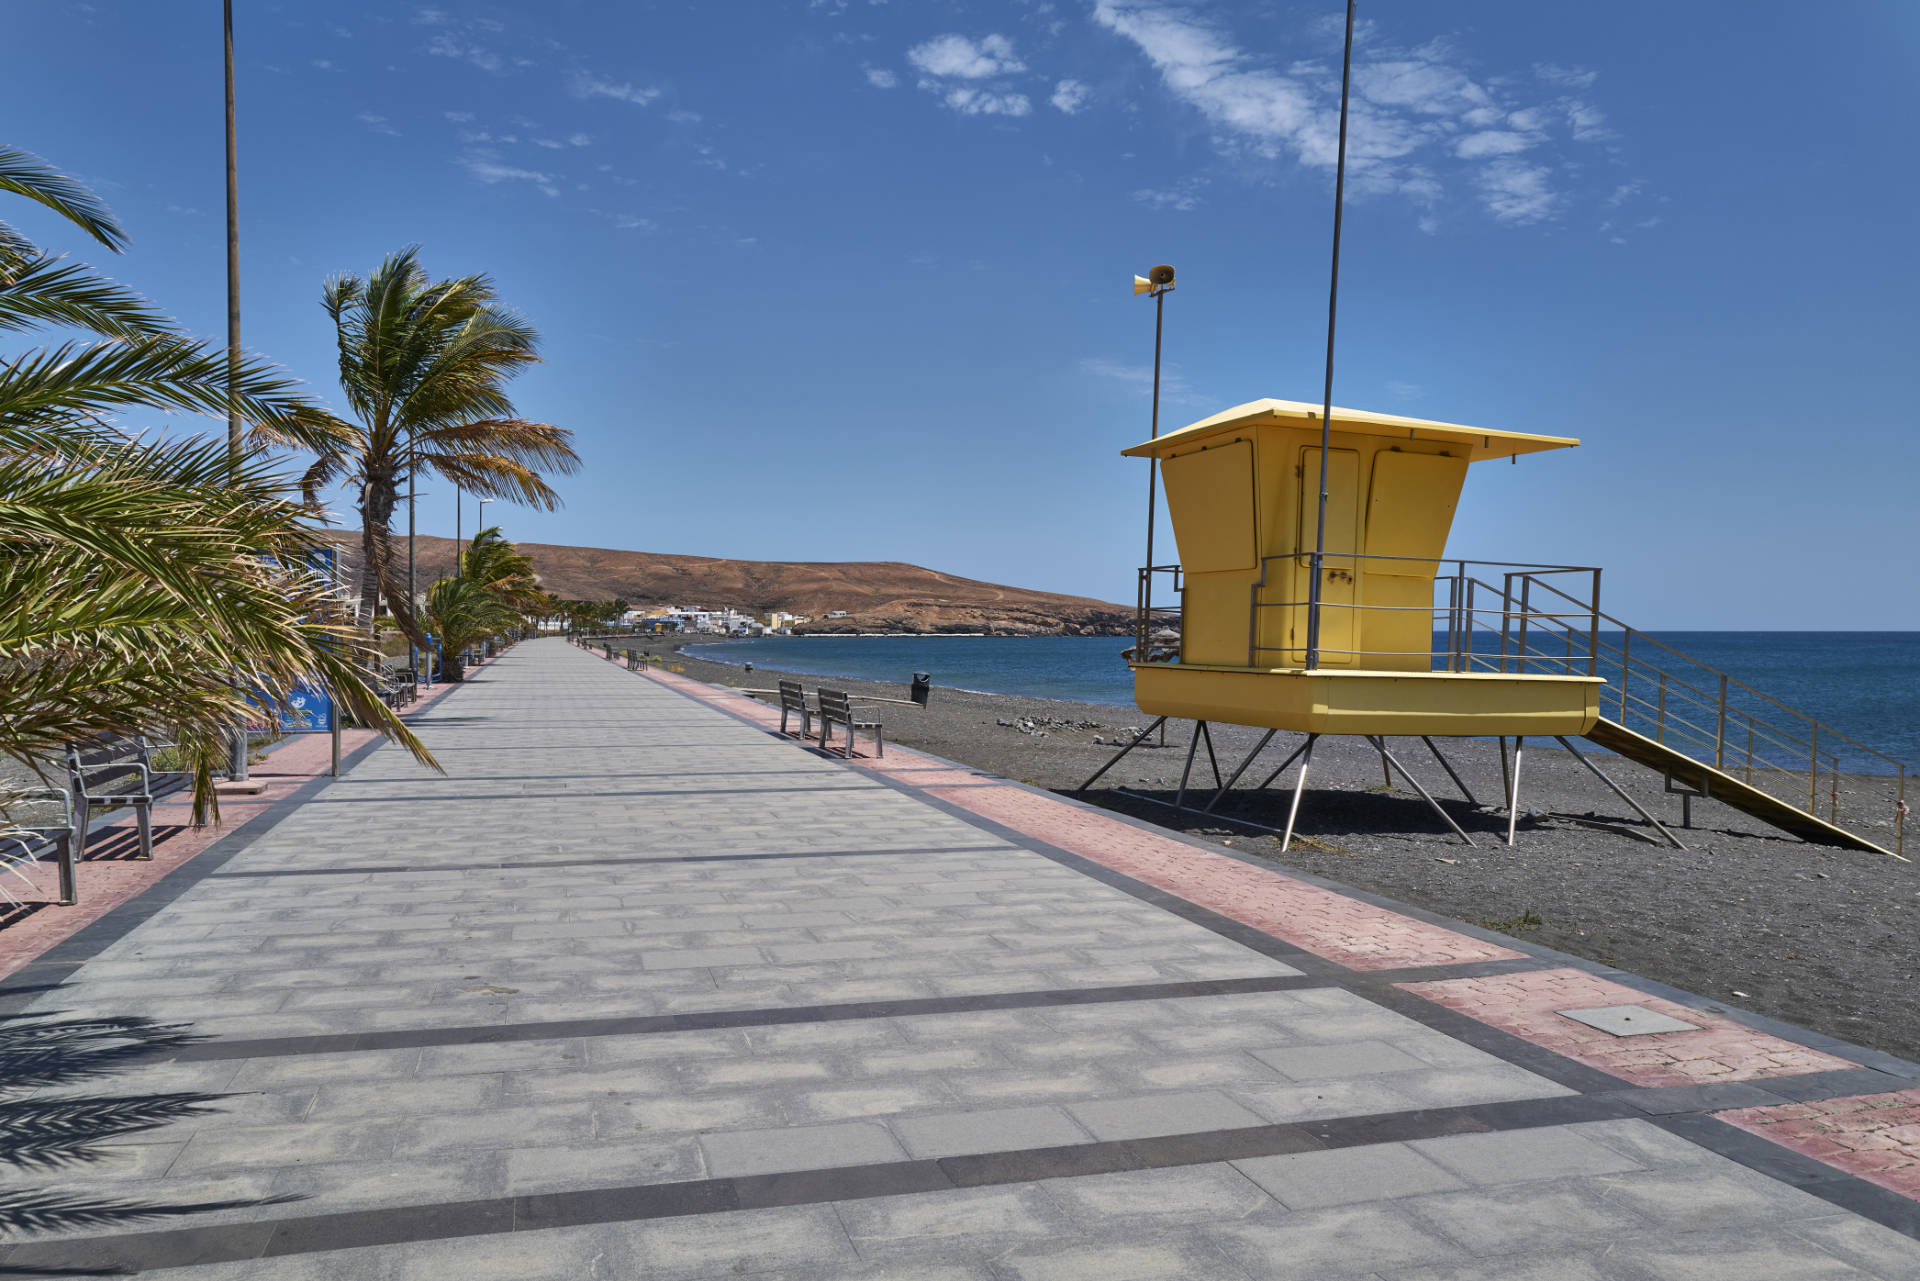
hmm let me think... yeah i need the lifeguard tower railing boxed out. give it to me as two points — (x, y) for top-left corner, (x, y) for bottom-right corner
(1133, 556), (1907, 857)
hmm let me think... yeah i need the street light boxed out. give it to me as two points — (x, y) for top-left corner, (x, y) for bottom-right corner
(467, 499), (493, 575)
(1132, 264), (1175, 646)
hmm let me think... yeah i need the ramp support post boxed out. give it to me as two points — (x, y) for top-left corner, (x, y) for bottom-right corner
(1556, 735), (1687, 850)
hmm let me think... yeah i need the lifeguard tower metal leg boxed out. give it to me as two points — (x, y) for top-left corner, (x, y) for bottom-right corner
(1554, 735), (1687, 850)
(1366, 737), (1475, 847)
(1075, 716), (1168, 794)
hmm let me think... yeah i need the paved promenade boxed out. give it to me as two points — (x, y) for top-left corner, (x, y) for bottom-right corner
(5, 638), (1920, 1278)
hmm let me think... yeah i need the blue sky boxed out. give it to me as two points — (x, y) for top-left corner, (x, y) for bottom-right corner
(7, 1), (1918, 626)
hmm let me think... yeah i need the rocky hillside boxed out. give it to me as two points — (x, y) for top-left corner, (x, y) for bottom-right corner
(326, 534), (1132, 636)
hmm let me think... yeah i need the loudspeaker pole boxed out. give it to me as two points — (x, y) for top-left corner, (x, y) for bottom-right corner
(1305, 0), (1356, 671)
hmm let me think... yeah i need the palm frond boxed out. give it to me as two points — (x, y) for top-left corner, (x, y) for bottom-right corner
(0, 146), (127, 253)
(0, 253), (172, 338)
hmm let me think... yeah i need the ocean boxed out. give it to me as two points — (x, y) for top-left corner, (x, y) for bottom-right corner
(695, 632), (1920, 774)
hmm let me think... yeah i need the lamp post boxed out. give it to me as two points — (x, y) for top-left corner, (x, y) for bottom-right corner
(1132, 265), (1175, 650)
(468, 499), (493, 576)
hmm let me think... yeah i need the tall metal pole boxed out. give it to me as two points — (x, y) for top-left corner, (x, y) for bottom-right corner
(1304, 0), (1356, 672)
(407, 428), (417, 674)
(224, 0), (250, 784)
(1144, 288), (1166, 617)
(455, 486), (462, 574)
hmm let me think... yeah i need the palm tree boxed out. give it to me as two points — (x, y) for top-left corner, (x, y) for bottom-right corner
(0, 146), (434, 822)
(421, 576), (521, 682)
(458, 526), (543, 615)
(301, 249), (579, 649)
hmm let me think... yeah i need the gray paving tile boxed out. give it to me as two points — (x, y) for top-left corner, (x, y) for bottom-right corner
(1066, 1090), (1268, 1140)
(1402, 1180), (1648, 1254)
(1252, 1040), (1430, 1080)
(1206, 1202), (1468, 1280)
(892, 1105), (1093, 1158)
(1235, 1143), (1467, 1209)
(1410, 1126), (1647, 1186)
(700, 1121), (907, 1175)
(838, 1184), (1070, 1259)
(1041, 1163), (1276, 1227)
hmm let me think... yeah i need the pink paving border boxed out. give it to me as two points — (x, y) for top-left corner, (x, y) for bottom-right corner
(0, 652), (501, 982)
(1398, 968), (1854, 1087)
(1720, 1090), (1920, 1200)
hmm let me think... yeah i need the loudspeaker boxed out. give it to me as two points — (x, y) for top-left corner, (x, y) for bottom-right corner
(1133, 275), (1153, 295)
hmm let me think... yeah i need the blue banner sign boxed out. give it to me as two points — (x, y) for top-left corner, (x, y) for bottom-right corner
(246, 545), (341, 733)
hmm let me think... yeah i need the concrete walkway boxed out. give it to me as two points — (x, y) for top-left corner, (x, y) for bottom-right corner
(4, 638), (1920, 1278)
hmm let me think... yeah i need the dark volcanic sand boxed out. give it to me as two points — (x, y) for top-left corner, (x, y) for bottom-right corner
(631, 637), (1920, 1065)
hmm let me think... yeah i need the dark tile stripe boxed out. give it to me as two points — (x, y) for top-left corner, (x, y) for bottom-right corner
(160, 974), (1332, 1063)
(0, 1094), (1637, 1273)
(206, 845), (1017, 879)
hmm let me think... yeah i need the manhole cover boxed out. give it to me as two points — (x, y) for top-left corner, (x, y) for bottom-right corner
(1556, 1004), (1702, 1037)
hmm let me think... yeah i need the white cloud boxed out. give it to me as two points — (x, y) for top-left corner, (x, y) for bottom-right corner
(444, 110), (475, 123)
(413, 7), (449, 25)
(533, 138), (566, 149)
(355, 112), (400, 136)
(1454, 131), (1534, 159)
(865, 67), (898, 89)
(1477, 158), (1557, 224)
(1132, 179), (1205, 212)
(940, 87), (1030, 117)
(1081, 356), (1198, 403)
(460, 152), (560, 197)
(1051, 78), (1091, 114)
(1534, 62), (1597, 89)
(1092, 1), (1623, 227)
(907, 33), (1024, 80)
(427, 31), (503, 73)
(668, 109), (703, 124)
(567, 132), (591, 147)
(572, 72), (661, 105)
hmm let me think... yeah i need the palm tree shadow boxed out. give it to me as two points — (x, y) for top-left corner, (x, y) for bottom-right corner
(0, 1013), (304, 1243)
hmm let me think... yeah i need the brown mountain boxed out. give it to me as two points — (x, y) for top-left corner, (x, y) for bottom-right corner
(326, 534), (1132, 635)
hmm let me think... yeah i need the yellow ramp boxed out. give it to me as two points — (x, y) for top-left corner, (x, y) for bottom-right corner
(1584, 718), (1897, 858)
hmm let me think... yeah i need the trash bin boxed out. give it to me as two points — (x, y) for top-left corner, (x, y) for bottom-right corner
(910, 672), (932, 707)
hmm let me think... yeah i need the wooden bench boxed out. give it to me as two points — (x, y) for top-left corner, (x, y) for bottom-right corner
(817, 688), (883, 759)
(64, 735), (191, 861)
(777, 680), (813, 740)
(0, 788), (77, 906)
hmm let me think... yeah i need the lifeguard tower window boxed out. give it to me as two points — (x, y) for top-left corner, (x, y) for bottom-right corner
(1161, 439), (1256, 573)
(1367, 451), (1467, 575)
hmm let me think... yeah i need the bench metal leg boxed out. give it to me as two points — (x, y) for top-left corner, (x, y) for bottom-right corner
(57, 830), (76, 906)
(136, 801), (153, 860)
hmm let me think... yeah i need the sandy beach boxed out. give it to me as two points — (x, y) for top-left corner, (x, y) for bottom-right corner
(627, 634), (1920, 1064)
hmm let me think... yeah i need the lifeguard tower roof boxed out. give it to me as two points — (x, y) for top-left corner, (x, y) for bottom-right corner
(1123, 398), (1578, 463)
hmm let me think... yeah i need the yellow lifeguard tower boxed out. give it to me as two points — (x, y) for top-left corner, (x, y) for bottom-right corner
(1078, 396), (1907, 859)
(1125, 398), (1599, 736)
